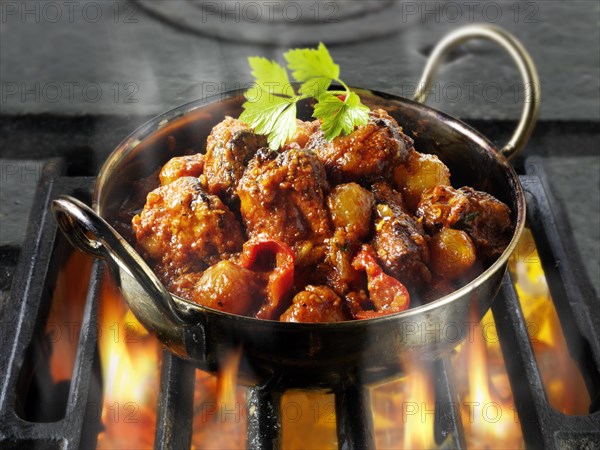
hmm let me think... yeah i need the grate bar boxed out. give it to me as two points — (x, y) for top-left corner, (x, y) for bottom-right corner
(246, 383), (282, 450)
(432, 357), (467, 449)
(335, 382), (375, 450)
(492, 276), (550, 448)
(522, 159), (600, 408)
(155, 351), (196, 450)
(0, 174), (102, 449)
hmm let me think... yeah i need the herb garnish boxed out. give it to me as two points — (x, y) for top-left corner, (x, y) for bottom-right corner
(239, 43), (370, 150)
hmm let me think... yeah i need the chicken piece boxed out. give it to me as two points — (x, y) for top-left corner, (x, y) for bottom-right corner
(203, 117), (267, 204)
(416, 185), (513, 260)
(371, 184), (431, 289)
(306, 109), (412, 183)
(170, 261), (264, 316)
(393, 148), (451, 212)
(132, 177), (245, 282)
(327, 183), (375, 240)
(280, 285), (349, 323)
(159, 153), (205, 186)
(237, 147), (332, 256)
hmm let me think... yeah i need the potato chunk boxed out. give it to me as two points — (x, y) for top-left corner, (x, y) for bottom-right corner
(393, 148), (451, 212)
(429, 228), (476, 279)
(327, 183), (375, 239)
(170, 261), (264, 316)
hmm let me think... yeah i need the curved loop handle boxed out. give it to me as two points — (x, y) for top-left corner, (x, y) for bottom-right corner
(413, 24), (540, 160)
(52, 195), (189, 325)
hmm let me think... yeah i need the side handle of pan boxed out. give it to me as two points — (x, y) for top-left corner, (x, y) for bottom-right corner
(51, 195), (190, 325)
(413, 24), (540, 160)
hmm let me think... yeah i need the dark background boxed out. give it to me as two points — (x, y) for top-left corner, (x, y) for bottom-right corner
(0, 0), (598, 298)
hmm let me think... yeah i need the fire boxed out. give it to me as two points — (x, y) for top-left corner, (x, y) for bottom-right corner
(508, 227), (590, 415)
(281, 390), (337, 449)
(372, 362), (436, 449)
(191, 349), (247, 450)
(216, 348), (242, 410)
(88, 227), (589, 449)
(46, 250), (93, 382)
(453, 305), (523, 449)
(400, 363), (436, 449)
(96, 274), (161, 449)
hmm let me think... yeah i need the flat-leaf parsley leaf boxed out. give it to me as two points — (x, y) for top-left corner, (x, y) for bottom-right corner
(241, 43), (370, 150)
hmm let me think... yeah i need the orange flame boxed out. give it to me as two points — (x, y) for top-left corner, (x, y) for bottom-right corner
(454, 305), (523, 448)
(509, 228), (590, 415)
(372, 362), (436, 449)
(216, 349), (242, 409)
(88, 228), (589, 448)
(401, 362), (436, 449)
(281, 390), (338, 449)
(96, 275), (160, 449)
(47, 250), (93, 382)
(192, 349), (247, 450)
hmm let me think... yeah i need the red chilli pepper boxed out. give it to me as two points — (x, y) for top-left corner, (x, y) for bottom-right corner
(240, 239), (295, 320)
(350, 244), (410, 319)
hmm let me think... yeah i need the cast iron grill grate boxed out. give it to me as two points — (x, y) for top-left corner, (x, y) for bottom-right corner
(0, 157), (598, 449)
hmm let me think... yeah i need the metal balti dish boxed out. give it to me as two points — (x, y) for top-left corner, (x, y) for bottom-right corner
(52, 25), (539, 388)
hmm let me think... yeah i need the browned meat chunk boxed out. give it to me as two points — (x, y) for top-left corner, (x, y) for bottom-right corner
(416, 185), (513, 260)
(371, 183), (431, 289)
(170, 261), (264, 316)
(309, 229), (362, 295)
(237, 147), (332, 256)
(159, 153), (205, 186)
(203, 117), (267, 203)
(306, 109), (412, 183)
(132, 177), (245, 282)
(280, 285), (350, 323)
(371, 181), (407, 213)
(287, 119), (320, 149)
